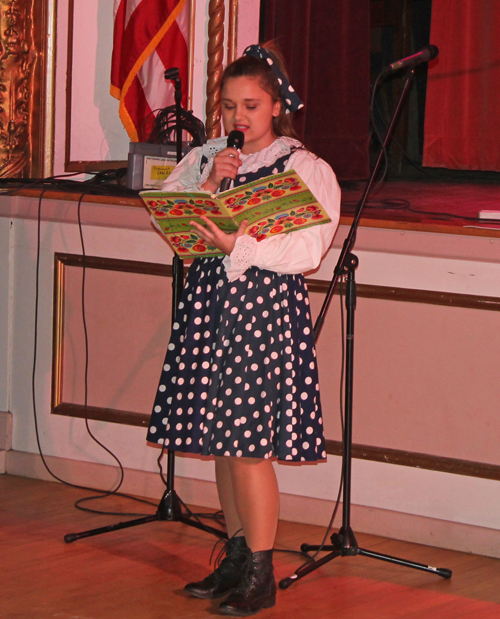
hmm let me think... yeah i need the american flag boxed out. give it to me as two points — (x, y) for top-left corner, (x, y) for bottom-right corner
(111, 0), (189, 142)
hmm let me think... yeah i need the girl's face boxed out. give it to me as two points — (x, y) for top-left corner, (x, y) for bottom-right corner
(221, 76), (281, 154)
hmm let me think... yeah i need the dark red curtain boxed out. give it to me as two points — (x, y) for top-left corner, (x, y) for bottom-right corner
(261, 0), (371, 181)
(423, 0), (500, 172)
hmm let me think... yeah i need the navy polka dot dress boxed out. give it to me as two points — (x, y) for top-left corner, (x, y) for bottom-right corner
(147, 152), (327, 462)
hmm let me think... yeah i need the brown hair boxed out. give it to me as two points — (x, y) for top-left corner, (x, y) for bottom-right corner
(221, 44), (300, 140)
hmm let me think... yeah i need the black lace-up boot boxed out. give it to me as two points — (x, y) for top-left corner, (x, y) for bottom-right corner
(217, 549), (276, 616)
(184, 535), (251, 599)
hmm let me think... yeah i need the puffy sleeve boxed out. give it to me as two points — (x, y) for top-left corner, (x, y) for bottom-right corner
(160, 146), (206, 193)
(223, 149), (341, 279)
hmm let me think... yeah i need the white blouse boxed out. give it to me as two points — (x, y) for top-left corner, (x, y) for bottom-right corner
(160, 136), (341, 281)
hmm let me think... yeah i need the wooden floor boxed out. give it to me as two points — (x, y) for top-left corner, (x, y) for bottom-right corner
(2, 474), (500, 619)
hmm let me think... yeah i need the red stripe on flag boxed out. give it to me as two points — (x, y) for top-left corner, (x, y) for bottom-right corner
(113, 0), (181, 87)
(111, 0), (188, 142)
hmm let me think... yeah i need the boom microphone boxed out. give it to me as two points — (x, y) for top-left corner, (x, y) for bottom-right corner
(383, 45), (439, 75)
(220, 130), (245, 192)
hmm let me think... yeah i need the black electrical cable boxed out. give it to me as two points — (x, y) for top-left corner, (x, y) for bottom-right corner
(146, 105), (206, 146)
(287, 282), (347, 570)
(0, 172), (140, 199)
(29, 190), (158, 516)
(28, 186), (228, 524)
(369, 72), (390, 193)
(371, 73), (432, 181)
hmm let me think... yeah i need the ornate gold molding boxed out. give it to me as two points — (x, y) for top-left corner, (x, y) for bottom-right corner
(0, 0), (37, 176)
(227, 0), (238, 64)
(0, 0), (52, 178)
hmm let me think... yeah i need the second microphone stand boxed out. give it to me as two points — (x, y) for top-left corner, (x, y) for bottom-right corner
(64, 69), (226, 545)
(279, 68), (452, 588)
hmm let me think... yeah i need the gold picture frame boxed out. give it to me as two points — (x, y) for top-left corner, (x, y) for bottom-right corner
(64, 0), (196, 173)
(51, 252), (176, 426)
(0, 0), (56, 178)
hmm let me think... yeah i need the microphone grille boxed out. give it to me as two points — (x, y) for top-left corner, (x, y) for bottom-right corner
(428, 44), (439, 60)
(227, 130), (245, 150)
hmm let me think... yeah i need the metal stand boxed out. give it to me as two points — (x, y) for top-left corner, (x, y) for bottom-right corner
(279, 68), (452, 588)
(65, 69), (225, 545)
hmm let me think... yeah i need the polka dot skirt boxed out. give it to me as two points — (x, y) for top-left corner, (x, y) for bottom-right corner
(147, 257), (327, 462)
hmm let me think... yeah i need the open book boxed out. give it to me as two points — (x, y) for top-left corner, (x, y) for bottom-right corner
(140, 169), (331, 257)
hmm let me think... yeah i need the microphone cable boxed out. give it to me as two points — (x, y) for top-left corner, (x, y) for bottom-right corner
(25, 181), (232, 523)
(27, 184), (157, 517)
(284, 281), (348, 571)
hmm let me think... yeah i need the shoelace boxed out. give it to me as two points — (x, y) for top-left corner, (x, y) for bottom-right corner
(209, 529), (244, 568)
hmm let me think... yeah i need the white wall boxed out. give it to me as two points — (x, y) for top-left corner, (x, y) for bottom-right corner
(53, 0), (260, 174)
(1, 195), (500, 557)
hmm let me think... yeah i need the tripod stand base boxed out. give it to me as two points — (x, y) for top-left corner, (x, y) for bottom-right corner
(64, 488), (226, 544)
(279, 527), (452, 589)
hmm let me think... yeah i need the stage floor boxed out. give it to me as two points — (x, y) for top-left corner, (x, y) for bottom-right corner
(2, 474), (500, 619)
(340, 179), (500, 232)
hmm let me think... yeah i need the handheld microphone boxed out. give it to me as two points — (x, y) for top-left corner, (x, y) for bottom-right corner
(383, 45), (439, 75)
(220, 130), (245, 192)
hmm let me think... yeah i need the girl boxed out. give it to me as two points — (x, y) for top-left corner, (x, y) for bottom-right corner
(147, 44), (341, 616)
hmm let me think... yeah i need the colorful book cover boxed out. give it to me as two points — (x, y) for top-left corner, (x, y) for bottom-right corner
(141, 170), (331, 257)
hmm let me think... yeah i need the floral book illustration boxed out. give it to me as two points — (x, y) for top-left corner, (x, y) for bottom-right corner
(140, 169), (331, 257)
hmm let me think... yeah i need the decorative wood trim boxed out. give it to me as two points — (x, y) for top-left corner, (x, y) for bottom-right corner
(307, 280), (500, 312)
(53, 403), (150, 428)
(51, 255), (65, 415)
(325, 439), (500, 482)
(40, 0), (56, 178)
(64, 0), (75, 176)
(339, 212), (500, 239)
(51, 252), (176, 421)
(50, 253), (500, 481)
(205, 0), (238, 138)
(228, 0), (239, 64)
(205, 0), (225, 139)
(54, 252), (175, 277)
(51, 401), (500, 482)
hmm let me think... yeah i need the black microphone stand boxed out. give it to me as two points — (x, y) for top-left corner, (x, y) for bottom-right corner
(64, 69), (226, 544)
(279, 68), (452, 588)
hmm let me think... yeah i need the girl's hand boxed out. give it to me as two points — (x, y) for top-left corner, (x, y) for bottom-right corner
(190, 216), (248, 255)
(201, 147), (242, 193)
